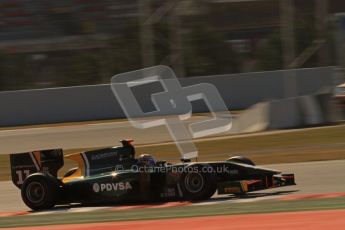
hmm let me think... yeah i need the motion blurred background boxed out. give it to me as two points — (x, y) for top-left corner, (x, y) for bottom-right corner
(1, 2), (345, 217)
(0, 0), (345, 91)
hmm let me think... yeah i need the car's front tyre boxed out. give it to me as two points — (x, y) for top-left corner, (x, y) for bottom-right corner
(180, 164), (217, 201)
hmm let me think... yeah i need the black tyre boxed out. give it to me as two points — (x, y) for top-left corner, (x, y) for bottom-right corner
(21, 173), (60, 211)
(180, 164), (217, 201)
(227, 156), (255, 166)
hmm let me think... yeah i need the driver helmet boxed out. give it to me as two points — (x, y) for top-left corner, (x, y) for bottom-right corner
(138, 154), (156, 166)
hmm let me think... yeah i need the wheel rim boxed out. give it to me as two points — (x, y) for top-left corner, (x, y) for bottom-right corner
(26, 182), (45, 204)
(184, 172), (204, 193)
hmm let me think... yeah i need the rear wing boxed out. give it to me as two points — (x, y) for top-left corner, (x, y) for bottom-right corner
(10, 149), (64, 188)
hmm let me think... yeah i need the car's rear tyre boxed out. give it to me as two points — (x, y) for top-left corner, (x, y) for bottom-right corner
(21, 173), (60, 211)
(180, 164), (217, 201)
(227, 156), (255, 166)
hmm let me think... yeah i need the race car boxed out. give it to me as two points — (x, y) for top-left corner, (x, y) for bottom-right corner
(10, 140), (296, 210)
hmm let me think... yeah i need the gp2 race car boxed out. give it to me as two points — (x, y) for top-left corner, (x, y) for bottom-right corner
(10, 140), (296, 210)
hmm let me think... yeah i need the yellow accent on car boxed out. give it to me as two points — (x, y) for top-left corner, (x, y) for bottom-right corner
(224, 187), (241, 193)
(62, 153), (86, 183)
(240, 181), (249, 192)
(33, 151), (41, 167)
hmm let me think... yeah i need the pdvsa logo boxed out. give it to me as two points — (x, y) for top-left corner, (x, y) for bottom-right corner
(93, 182), (132, 193)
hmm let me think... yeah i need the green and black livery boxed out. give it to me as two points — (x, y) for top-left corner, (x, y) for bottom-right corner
(10, 140), (296, 210)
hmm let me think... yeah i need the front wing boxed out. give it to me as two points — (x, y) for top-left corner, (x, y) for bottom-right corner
(218, 174), (296, 194)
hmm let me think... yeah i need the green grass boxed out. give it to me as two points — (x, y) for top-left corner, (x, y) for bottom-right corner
(1, 197), (345, 228)
(1, 125), (345, 181)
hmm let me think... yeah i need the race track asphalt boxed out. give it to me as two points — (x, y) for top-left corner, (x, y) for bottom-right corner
(1, 160), (344, 212)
